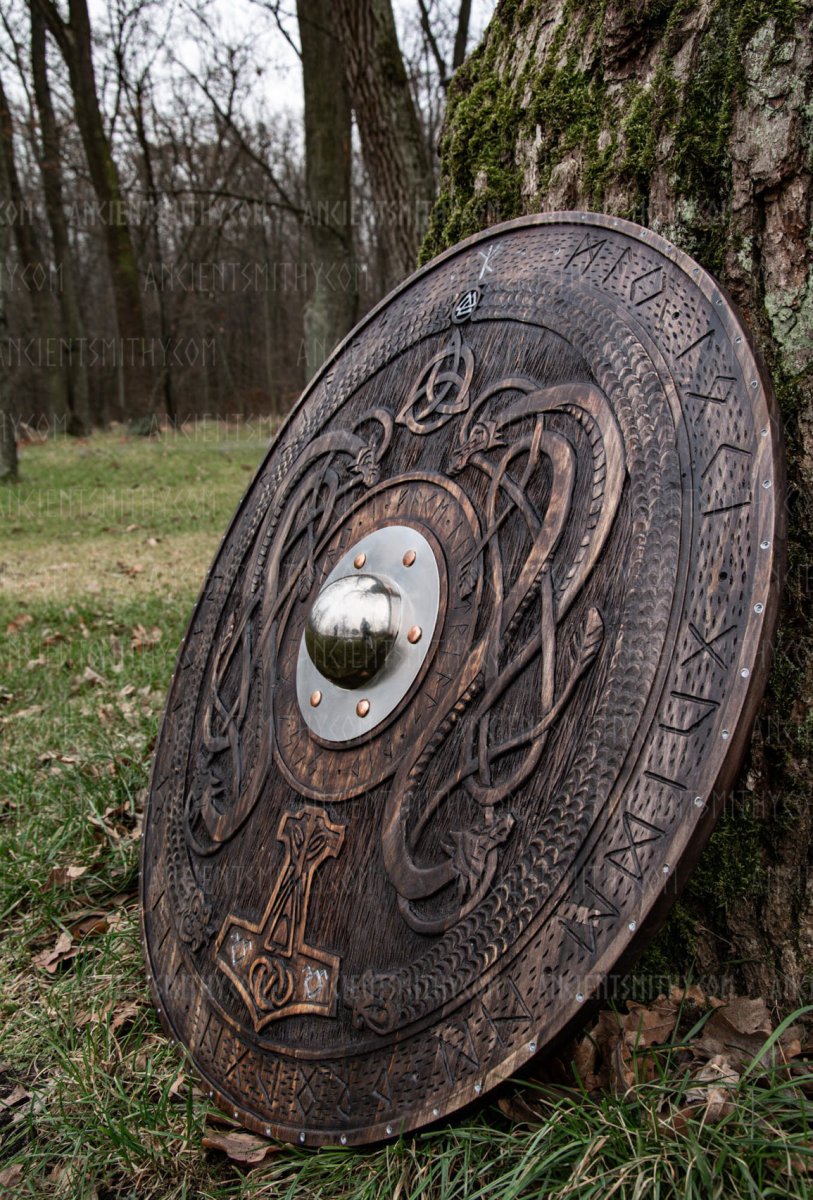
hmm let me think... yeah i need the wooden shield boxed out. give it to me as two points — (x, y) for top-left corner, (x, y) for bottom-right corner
(141, 213), (784, 1146)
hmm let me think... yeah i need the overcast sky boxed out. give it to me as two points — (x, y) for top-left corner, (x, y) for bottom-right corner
(86, 0), (498, 120)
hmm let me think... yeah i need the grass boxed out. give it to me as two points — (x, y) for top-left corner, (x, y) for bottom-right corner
(1, 427), (812, 1198)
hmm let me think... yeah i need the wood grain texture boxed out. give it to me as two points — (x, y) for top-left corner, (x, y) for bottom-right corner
(141, 213), (785, 1146)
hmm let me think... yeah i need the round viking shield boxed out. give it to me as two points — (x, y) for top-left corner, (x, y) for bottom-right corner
(141, 213), (784, 1146)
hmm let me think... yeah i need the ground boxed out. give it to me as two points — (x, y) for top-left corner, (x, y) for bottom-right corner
(0, 427), (811, 1198)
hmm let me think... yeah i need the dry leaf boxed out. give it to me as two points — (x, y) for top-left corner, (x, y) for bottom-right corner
(169, 1069), (186, 1098)
(6, 613), (33, 635)
(623, 998), (678, 1049)
(497, 1092), (543, 1125)
(32, 930), (77, 973)
(109, 1003), (140, 1032)
(3, 704), (44, 722)
(0, 1163), (23, 1189)
(571, 1031), (598, 1084)
(116, 561), (143, 577)
(78, 999), (140, 1032)
(0, 1084), (30, 1111)
(693, 1002), (798, 1073)
(717, 996), (772, 1037)
(45, 864), (89, 888)
(131, 624), (162, 652)
(685, 1055), (739, 1123)
(670, 984), (707, 1007)
(202, 1128), (279, 1164)
(70, 913), (111, 938)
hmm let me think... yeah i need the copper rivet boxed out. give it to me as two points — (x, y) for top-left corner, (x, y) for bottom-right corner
(403, 549), (416, 567)
(310, 690), (322, 708)
(407, 625), (422, 645)
(356, 699), (370, 718)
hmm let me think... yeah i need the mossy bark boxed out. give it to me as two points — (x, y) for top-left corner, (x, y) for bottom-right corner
(424, 0), (813, 1007)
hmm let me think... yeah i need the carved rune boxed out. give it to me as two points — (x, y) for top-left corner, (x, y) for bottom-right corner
(215, 807), (344, 1031)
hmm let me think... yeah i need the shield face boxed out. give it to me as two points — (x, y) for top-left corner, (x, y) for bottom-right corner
(141, 214), (783, 1146)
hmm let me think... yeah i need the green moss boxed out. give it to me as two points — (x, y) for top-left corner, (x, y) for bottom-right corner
(425, 0), (805, 267)
(421, 16), (529, 260)
(528, 32), (611, 203)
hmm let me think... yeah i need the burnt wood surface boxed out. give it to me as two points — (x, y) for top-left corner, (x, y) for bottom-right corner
(141, 213), (785, 1146)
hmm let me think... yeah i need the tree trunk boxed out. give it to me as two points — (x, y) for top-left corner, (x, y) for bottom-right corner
(0, 69), (67, 430)
(335, 0), (434, 282)
(30, 3), (90, 437)
(424, 0), (813, 1007)
(131, 78), (175, 424)
(0, 130), (18, 481)
(297, 0), (358, 379)
(34, 0), (147, 413)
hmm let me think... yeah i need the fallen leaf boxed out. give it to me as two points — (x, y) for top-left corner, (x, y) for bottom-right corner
(2, 704), (44, 722)
(45, 864), (88, 888)
(69, 913), (111, 938)
(694, 1004), (799, 1072)
(0, 1163), (23, 1189)
(670, 984), (707, 1008)
(116, 561), (143, 577)
(202, 1128), (280, 1164)
(767, 1153), (813, 1177)
(32, 931), (77, 973)
(717, 996), (772, 1037)
(0, 1084), (30, 1111)
(77, 999), (140, 1032)
(131, 624), (162, 651)
(6, 613), (33, 635)
(41, 630), (66, 646)
(685, 1055), (739, 1123)
(623, 997), (679, 1049)
(497, 1092), (542, 1125)
(169, 1069), (186, 1098)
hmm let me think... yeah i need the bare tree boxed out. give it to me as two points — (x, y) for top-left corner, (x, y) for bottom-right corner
(335, 0), (434, 280)
(297, 0), (357, 377)
(0, 65), (68, 427)
(30, 2), (90, 434)
(416, 0), (472, 89)
(33, 0), (146, 410)
(0, 111), (18, 480)
(129, 69), (176, 422)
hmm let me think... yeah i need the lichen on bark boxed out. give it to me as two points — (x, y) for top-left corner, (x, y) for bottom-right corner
(424, 0), (813, 1004)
